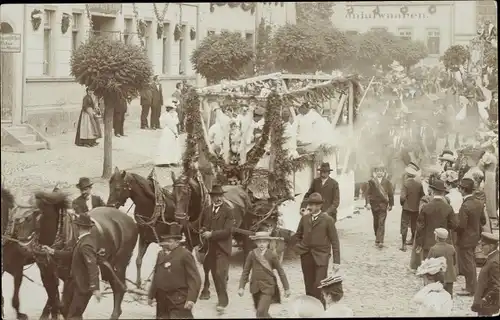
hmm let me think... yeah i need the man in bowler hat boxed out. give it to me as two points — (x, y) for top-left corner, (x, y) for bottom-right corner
(301, 162), (340, 223)
(456, 178), (487, 297)
(72, 177), (105, 215)
(295, 192), (340, 308)
(64, 214), (101, 320)
(415, 179), (458, 259)
(472, 232), (500, 316)
(199, 184), (235, 313)
(148, 224), (201, 319)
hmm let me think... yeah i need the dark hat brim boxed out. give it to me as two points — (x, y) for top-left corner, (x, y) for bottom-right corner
(209, 191), (226, 195)
(429, 185), (447, 192)
(307, 200), (324, 204)
(73, 220), (94, 227)
(76, 182), (93, 189)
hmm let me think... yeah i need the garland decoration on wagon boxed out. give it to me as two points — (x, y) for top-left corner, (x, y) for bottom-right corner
(190, 27), (196, 41)
(31, 9), (42, 31)
(174, 24), (182, 41)
(153, 3), (169, 39)
(400, 5), (409, 16)
(61, 13), (71, 35)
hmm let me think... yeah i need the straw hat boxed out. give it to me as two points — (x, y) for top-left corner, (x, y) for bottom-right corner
(440, 170), (459, 183)
(416, 257), (447, 276)
(405, 162), (421, 176)
(249, 231), (281, 241)
(318, 275), (343, 289)
(438, 153), (456, 163)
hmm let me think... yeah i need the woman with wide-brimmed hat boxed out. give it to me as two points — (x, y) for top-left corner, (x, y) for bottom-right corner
(237, 231), (290, 318)
(411, 257), (453, 316)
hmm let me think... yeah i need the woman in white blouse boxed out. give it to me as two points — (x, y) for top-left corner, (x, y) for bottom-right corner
(411, 257), (453, 316)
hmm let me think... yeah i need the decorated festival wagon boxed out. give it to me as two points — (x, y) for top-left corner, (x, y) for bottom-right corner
(178, 72), (363, 255)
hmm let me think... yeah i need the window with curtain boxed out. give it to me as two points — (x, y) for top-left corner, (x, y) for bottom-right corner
(398, 28), (412, 41)
(162, 23), (170, 74)
(72, 13), (81, 52)
(426, 29), (440, 55)
(43, 10), (54, 75)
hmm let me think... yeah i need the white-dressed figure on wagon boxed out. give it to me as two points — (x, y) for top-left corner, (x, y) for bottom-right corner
(154, 98), (181, 167)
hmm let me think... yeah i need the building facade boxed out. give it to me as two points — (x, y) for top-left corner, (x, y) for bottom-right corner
(331, 1), (496, 64)
(0, 3), (295, 135)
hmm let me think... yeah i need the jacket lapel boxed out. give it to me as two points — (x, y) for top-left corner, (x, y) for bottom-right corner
(253, 249), (274, 276)
(311, 213), (323, 228)
(321, 178), (331, 191)
(91, 195), (98, 208)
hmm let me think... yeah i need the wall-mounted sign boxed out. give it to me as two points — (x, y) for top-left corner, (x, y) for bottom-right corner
(346, 12), (428, 20)
(0, 33), (21, 53)
(87, 4), (122, 15)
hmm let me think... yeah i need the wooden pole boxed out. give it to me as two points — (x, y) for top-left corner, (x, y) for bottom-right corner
(331, 94), (347, 130)
(342, 82), (354, 175)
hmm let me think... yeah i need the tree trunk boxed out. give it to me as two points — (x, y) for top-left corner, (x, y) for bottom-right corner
(102, 96), (114, 178)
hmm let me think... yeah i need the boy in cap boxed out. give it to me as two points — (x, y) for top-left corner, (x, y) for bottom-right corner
(400, 162), (425, 251)
(427, 228), (457, 297)
(148, 224), (201, 319)
(238, 231), (290, 318)
(72, 177), (105, 215)
(472, 232), (500, 316)
(294, 192), (340, 308)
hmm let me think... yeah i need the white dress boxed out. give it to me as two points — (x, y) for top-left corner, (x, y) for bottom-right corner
(411, 282), (453, 317)
(320, 302), (354, 317)
(154, 111), (181, 165)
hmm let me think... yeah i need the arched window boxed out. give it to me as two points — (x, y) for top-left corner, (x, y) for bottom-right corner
(0, 22), (14, 33)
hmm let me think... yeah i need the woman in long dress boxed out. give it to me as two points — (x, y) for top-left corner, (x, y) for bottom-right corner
(154, 100), (181, 167)
(478, 146), (498, 220)
(75, 88), (102, 147)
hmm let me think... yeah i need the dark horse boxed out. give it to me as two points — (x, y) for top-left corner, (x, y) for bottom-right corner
(10, 191), (138, 319)
(107, 167), (176, 288)
(1, 187), (36, 320)
(171, 170), (254, 300)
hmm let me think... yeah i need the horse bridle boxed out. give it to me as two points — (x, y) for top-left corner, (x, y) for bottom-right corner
(115, 173), (133, 208)
(2, 204), (40, 247)
(172, 179), (192, 222)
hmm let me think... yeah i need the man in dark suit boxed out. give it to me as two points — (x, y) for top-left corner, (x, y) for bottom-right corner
(150, 75), (164, 130)
(294, 192), (340, 308)
(200, 184), (235, 313)
(140, 84), (153, 129)
(148, 225), (201, 319)
(72, 177), (105, 215)
(456, 178), (487, 297)
(365, 163), (394, 248)
(400, 162), (425, 251)
(65, 214), (101, 320)
(472, 232), (499, 316)
(415, 179), (458, 259)
(113, 97), (127, 137)
(301, 162), (340, 222)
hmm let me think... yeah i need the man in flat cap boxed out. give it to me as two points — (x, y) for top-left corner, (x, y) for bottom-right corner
(400, 162), (425, 251)
(456, 178), (487, 297)
(294, 192), (340, 309)
(472, 232), (499, 316)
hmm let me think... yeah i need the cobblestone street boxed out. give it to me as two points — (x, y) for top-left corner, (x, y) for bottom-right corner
(2, 197), (477, 319)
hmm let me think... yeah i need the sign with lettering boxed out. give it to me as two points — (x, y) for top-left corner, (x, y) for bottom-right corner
(0, 33), (21, 53)
(87, 4), (122, 15)
(346, 12), (428, 20)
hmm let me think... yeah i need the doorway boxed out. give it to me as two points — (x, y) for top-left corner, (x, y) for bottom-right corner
(91, 15), (119, 40)
(1, 22), (15, 123)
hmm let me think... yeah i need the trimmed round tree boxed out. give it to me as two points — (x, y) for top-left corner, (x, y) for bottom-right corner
(440, 45), (469, 71)
(394, 39), (429, 73)
(191, 31), (254, 84)
(272, 23), (328, 73)
(70, 36), (153, 178)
